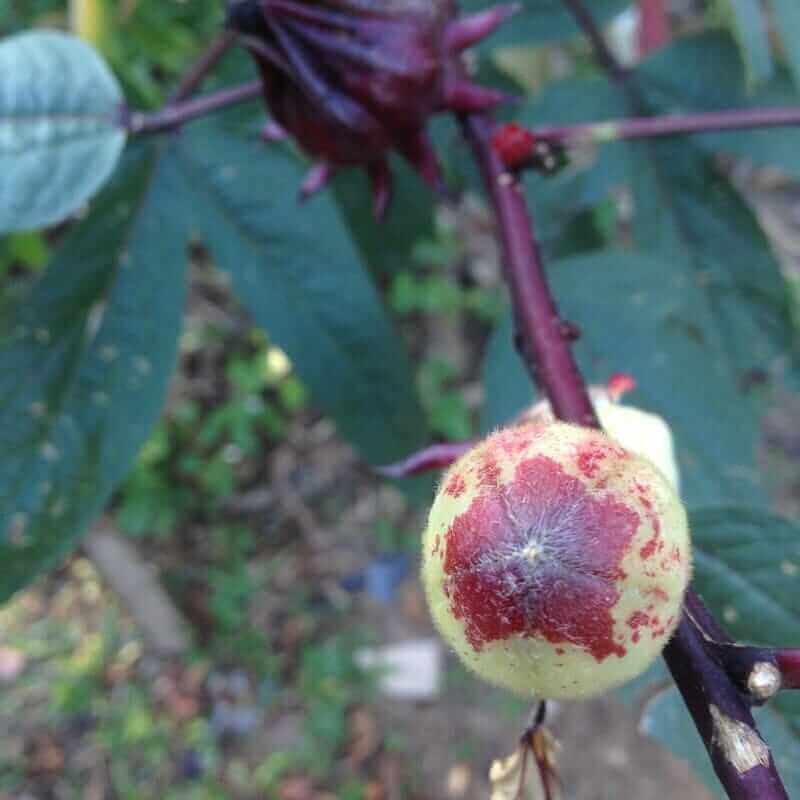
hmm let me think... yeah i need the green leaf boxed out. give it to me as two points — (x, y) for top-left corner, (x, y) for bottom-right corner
(640, 688), (800, 798)
(688, 507), (800, 743)
(721, 0), (773, 85)
(770, 0), (800, 88)
(463, 0), (628, 49)
(633, 144), (793, 384)
(0, 31), (126, 233)
(333, 156), (435, 277)
(482, 249), (788, 508)
(637, 32), (800, 179)
(516, 77), (631, 258)
(173, 121), (428, 463)
(690, 507), (800, 647)
(0, 142), (188, 600)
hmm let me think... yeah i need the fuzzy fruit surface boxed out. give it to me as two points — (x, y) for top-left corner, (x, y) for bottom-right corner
(519, 387), (682, 492)
(421, 422), (691, 699)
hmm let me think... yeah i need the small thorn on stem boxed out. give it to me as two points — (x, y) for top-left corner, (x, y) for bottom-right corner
(261, 120), (288, 142)
(299, 161), (336, 202)
(559, 320), (581, 341)
(443, 4), (522, 53)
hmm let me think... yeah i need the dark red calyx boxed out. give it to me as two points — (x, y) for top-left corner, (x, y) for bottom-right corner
(227, 0), (520, 217)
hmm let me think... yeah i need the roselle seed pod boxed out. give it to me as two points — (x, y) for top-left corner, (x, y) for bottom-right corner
(421, 421), (691, 699)
(226, 0), (519, 216)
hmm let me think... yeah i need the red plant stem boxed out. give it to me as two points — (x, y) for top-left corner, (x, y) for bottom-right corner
(375, 441), (477, 478)
(558, 1), (789, 796)
(527, 107), (800, 148)
(711, 643), (800, 695)
(665, 622), (788, 798)
(168, 30), (238, 105)
(775, 650), (800, 690)
(638, 0), (669, 56)
(464, 116), (787, 797)
(125, 81), (263, 136)
(461, 114), (598, 428)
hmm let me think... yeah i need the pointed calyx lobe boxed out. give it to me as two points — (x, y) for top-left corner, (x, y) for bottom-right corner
(421, 422), (691, 699)
(226, 0), (518, 216)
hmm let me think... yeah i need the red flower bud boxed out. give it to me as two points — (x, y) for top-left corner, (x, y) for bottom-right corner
(227, 0), (519, 217)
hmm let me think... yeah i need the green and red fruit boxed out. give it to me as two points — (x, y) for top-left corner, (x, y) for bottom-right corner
(421, 421), (690, 699)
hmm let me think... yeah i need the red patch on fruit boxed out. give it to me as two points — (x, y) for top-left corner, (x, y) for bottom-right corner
(639, 531), (664, 560)
(445, 473), (467, 498)
(477, 455), (501, 489)
(577, 440), (628, 480)
(636, 482), (664, 560)
(635, 481), (652, 510)
(491, 123), (536, 169)
(576, 442), (608, 479)
(442, 455), (641, 661)
(627, 610), (650, 644)
(495, 427), (534, 456)
(645, 587), (670, 603)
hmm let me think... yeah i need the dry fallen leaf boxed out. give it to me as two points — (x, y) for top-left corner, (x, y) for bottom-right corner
(489, 727), (562, 800)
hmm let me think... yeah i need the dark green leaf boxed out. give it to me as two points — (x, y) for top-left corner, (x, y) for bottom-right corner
(723, 0), (773, 84)
(0, 142), (188, 600)
(0, 31), (126, 232)
(689, 506), (800, 741)
(691, 507), (800, 736)
(770, 0), (800, 88)
(517, 77), (631, 258)
(637, 32), (800, 179)
(482, 250), (786, 508)
(173, 121), (428, 463)
(690, 507), (800, 647)
(464, 0), (628, 49)
(333, 157), (435, 277)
